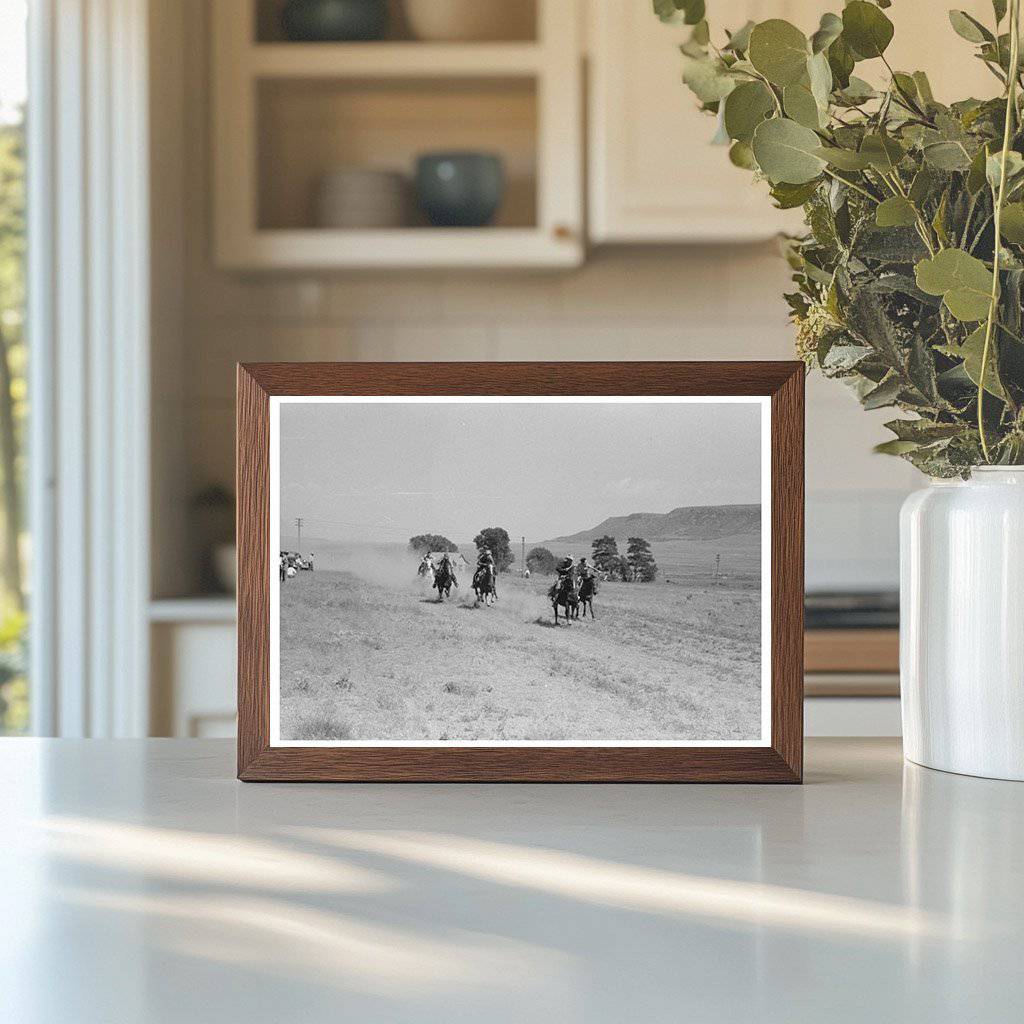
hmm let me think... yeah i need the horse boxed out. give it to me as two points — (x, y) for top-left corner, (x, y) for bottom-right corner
(433, 560), (455, 601)
(575, 573), (597, 620)
(550, 571), (578, 625)
(473, 565), (497, 606)
(417, 560), (435, 585)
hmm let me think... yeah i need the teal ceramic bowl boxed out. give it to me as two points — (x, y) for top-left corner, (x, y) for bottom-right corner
(415, 152), (505, 228)
(280, 0), (388, 42)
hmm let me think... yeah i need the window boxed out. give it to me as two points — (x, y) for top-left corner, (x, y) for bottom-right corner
(0, 0), (28, 734)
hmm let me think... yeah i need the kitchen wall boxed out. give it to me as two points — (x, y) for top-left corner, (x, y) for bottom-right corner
(152, 0), (919, 598)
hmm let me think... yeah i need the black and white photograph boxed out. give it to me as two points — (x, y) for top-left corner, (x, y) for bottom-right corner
(270, 396), (770, 746)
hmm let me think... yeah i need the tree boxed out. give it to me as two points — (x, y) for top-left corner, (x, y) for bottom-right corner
(526, 546), (557, 574)
(627, 537), (658, 582)
(473, 527), (514, 572)
(408, 534), (458, 554)
(607, 555), (632, 582)
(591, 535), (620, 574)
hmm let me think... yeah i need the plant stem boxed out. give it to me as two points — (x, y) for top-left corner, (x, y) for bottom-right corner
(979, 0), (1021, 463)
(821, 167), (879, 203)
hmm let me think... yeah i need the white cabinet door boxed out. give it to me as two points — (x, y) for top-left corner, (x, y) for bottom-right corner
(588, 1), (813, 243)
(587, 1), (999, 244)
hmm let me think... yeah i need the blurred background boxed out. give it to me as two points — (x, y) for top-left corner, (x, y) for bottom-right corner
(0, 0), (999, 740)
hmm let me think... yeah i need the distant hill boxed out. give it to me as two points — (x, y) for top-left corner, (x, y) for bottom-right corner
(545, 504), (760, 545)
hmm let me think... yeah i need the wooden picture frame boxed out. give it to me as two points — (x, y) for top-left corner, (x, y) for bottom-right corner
(237, 362), (804, 782)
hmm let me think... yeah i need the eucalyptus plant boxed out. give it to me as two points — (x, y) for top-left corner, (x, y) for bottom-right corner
(659, 0), (1024, 475)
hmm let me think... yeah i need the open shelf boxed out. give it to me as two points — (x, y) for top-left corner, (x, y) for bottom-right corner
(213, 0), (581, 268)
(257, 76), (538, 232)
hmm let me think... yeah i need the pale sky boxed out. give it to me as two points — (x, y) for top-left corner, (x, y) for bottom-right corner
(279, 399), (762, 545)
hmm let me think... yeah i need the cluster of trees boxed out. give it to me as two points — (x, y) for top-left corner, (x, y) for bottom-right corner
(409, 527), (517, 574)
(526, 546), (557, 574)
(474, 527), (514, 572)
(524, 536), (659, 582)
(408, 534), (458, 554)
(591, 535), (658, 583)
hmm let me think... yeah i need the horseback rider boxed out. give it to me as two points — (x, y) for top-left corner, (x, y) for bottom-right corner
(420, 550), (436, 576)
(439, 551), (457, 588)
(550, 555), (575, 598)
(475, 547), (496, 590)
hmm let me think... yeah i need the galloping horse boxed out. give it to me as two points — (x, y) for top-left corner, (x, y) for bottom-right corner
(473, 565), (497, 606)
(575, 573), (597, 620)
(433, 560), (455, 601)
(417, 559), (435, 585)
(550, 571), (579, 625)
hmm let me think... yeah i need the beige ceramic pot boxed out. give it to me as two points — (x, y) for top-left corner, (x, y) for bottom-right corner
(404, 0), (534, 42)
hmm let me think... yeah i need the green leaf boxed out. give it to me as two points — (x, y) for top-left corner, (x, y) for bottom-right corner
(967, 143), (993, 193)
(748, 19), (810, 87)
(681, 55), (736, 103)
(875, 196), (918, 228)
(842, 1), (894, 60)
(654, 0), (705, 25)
(915, 249), (994, 321)
(728, 140), (758, 169)
(994, 0), (1008, 24)
(836, 75), (877, 104)
(783, 83), (822, 128)
(807, 51), (833, 110)
(948, 10), (993, 44)
(815, 146), (872, 170)
(932, 190), (950, 247)
(752, 117), (827, 184)
(1000, 202), (1024, 242)
(924, 141), (972, 171)
(723, 81), (775, 143)
(909, 165), (936, 205)
(810, 12), (843, 54)
(986, 150), (1024, 190)
(912, 71), (935, 105)
(827, 35), (855, 89)
(958, 324), (1007, 398)
(892, 72), (919, 102)
(874, 439), (922, 456)
(770, 179), (820, 209)
(862, 375), (902, 409)
(724, 20), (755, 53)
(885, 419), (964, 443)
(653, 0), (676, 23)
(860, 133), (905, 172)
(689, 20), (710, 47)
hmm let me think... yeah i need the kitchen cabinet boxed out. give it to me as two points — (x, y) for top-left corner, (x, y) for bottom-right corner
(212, 0), (583, 269)
(587, 0), (999, 244)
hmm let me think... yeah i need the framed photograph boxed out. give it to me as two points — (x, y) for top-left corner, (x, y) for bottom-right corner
(237, 362), (804, 782)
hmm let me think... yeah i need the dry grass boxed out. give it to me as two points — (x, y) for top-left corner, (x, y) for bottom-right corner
(278, 568), (762, 743)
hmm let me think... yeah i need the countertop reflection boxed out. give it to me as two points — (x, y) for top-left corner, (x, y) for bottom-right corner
(1, 738), (1021, 1023)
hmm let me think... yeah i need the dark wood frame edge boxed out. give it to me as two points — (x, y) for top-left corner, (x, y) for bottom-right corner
(237, 362), (804, 782)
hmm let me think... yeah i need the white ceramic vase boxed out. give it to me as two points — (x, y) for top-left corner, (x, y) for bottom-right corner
(900, 467), (1024, 780)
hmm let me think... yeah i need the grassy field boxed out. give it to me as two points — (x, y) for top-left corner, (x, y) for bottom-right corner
(278, 560), (763, 743)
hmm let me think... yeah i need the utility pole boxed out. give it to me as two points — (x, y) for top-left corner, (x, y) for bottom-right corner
(521, 535), (525, 574)
(295, 517), (303, 552)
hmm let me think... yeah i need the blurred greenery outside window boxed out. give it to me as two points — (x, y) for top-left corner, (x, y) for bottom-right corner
(0, 1), (28, 734)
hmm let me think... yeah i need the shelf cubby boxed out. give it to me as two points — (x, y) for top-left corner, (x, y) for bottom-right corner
(213, 0), (580, 268)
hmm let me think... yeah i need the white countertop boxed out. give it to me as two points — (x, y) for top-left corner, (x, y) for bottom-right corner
(1, 738), (1021, 1023)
